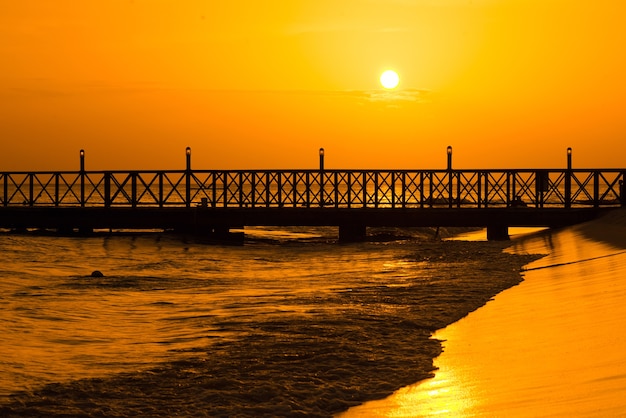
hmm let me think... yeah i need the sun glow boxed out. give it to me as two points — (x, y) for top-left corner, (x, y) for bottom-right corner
(380, 70), (399, 89)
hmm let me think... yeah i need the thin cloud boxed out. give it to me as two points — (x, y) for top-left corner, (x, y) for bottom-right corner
(257, 88), (433, 108)
(364, 88), (430, 103)
(272, 88), (431, 104)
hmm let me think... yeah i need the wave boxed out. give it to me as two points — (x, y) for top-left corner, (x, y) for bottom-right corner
(0, 229), (533, 416)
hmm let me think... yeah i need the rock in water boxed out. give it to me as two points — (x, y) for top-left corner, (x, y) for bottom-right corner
(90, 270), (104, 278)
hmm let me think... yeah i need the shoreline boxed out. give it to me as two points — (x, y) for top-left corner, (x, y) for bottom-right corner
(1, 237), (540, 418)
(342, 209), (626, 417)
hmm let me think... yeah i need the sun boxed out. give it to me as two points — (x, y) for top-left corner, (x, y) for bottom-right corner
(380, 70), (399, 89)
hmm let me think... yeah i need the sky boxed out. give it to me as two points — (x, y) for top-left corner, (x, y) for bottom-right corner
(1, 0), (625, 171)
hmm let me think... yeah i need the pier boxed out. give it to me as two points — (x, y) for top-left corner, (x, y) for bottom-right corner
(1, 147), (624, 241)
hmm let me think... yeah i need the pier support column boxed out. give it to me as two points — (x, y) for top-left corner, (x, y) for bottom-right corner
(211, 226), (231, 238)
(78, 226), (94, 235)
(487, 225), (509, 241)
(210, 226), (244, 243)
(175, 225), (244, 243)
(339, 224), (367, 242)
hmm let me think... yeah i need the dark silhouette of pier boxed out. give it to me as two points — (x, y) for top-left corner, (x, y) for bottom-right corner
(1, 147), (624, 241)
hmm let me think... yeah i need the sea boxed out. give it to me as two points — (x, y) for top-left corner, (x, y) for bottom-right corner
(1, 216), (624, 417)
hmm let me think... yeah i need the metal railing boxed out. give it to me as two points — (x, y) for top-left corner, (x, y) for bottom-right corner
(2, 147), (624, 210)
(1, 169), (624, 209)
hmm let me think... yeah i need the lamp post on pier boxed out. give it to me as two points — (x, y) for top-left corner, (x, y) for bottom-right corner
(80, 149), (85, 173)
(185, 147), (191, 208)
(446, 146), (454, 208)
(565, 147), (572, 208)
(567, 147), (572, 170)
(80, 149), (85, 207)
(319, 148), (325, 207)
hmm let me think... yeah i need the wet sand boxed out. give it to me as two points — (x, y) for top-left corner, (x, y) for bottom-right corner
(342, 209), (626, 417)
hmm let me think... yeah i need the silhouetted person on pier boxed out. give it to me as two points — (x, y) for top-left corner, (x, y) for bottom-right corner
(511, 195), (527, 207)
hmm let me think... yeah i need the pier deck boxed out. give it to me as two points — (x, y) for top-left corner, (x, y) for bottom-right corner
(1, 149), (624, 240)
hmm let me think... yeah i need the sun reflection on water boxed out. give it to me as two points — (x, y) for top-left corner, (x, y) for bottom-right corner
(337, 363), (476, 417)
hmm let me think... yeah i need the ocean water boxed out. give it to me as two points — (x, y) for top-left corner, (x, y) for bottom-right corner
(0, 226), (536, 417)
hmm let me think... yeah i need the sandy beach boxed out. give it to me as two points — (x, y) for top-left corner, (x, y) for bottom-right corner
(341, 209), (626, 417)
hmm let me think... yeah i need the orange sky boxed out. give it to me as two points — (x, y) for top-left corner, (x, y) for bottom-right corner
(1, 0), (625, 171)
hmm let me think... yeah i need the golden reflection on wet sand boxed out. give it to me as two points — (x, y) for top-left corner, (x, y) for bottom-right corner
(340, 212), (626, 417)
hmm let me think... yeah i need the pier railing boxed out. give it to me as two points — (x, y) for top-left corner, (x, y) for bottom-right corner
(1, 168), (624, 209)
